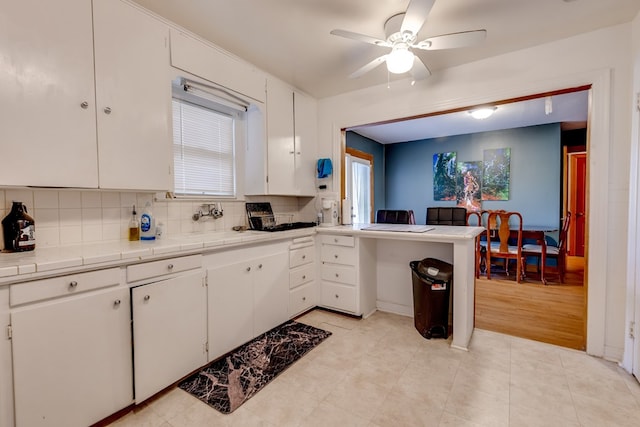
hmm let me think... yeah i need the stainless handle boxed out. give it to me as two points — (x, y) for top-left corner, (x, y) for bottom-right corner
(302, 255), (306, 259)
(167, 263), (174, 270)
(114, 299), (121, 307)
(144, 295), (150, 301)
(302, 275), (306, 280)
(69, 281), (78, 289)
(246, 266), (251, 272)
(103, 106), (112, 114)
(334, 254), (338, 259)
(302, 297), (306, 301)
(258, 264), (263, 269)
(80, 101), (89, 109)
(335, 273), (339, 278)
(335, 294), (339, 299)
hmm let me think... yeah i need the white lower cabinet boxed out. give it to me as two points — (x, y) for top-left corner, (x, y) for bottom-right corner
(206, 245), (289, 361)
(288, 239), (316, 317)
(11, 286), (132, 427)
(131, 269), (207, 403)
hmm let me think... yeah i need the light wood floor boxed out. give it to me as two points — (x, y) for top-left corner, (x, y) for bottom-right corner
(474, 256), (586, 350)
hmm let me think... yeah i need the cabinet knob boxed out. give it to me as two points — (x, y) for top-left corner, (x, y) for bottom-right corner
(69, 281), (78, 289)
(144, 295), (150, 301)
(302, 255), (306, 259)
(302, 275), (306, 280)
(258, 264), (263, 269)
(335, 294), (339, 299)
(246, 266), (251, 272)
(334, 238), (338, 243)
(114, 299), (121, 307)
(289, 151), (295, 154)
(167, 263), (174, 270)
(302, 297), (306, 301)
(80, 101), (89, 109)
(334, 254), (338, 259)
(335, 273), (339, 278)
(103, 106), (112, 114)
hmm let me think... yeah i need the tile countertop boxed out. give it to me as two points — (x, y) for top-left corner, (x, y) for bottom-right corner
(0, 228), (317, 283)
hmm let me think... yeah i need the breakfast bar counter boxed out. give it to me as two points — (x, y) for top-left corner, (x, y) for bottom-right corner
(317, 224), (484, 350)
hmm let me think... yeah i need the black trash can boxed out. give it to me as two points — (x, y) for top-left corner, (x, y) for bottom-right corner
(410, 258), (453, 339)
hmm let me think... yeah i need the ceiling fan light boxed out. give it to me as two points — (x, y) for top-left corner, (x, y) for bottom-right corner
(386, 46), (414, 74)
(469, 107), (497, 120)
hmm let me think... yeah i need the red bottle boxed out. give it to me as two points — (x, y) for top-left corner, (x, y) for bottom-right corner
(2, 201), (36, 252)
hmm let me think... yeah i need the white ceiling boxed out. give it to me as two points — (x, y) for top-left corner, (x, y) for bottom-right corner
(350, 89), (590, 144)
(131, 0), (639, 99)
(130, 0), (635, 142)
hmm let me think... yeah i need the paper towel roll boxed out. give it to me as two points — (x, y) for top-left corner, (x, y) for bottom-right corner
(342, 199), (352, 225)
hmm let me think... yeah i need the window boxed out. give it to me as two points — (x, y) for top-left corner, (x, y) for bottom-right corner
(172, 80), (247, 198)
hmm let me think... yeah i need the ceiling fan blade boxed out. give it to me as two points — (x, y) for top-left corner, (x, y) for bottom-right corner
(330, 29), (391, 47)
(415, 29), (487, 50)
(410, 56), (431, 81)
(401, 0), (435, 35)
(349, 55), (388, 78)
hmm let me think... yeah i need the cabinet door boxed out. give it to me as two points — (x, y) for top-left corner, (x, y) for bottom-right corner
(294, 91), (318, 196)
(0, 0), (99, 188)
(254, 251), (289, 336)
(11, 287), (131, 427)
(93, 0), (172, 191)
(266, 78), (297, 195)
(132, 270), (207, 403)
(206, 262), (254, 361)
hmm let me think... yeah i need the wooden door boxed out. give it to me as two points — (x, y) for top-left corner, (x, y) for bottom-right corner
(568, 152), (587, 256)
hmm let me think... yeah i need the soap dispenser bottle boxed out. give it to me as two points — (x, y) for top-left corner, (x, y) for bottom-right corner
(128, 205), (140, 241)
(140, 202), (156, 241)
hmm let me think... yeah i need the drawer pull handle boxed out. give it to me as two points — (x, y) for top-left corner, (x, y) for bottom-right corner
(335, 294), (339, 299)
(258, 264), (263, 269)
(302, 255), (306, 259)
(334, 254), (338, 259)
(114, 299), (121, 307)
(80, 101), (89, 109)
(167, 264), (174, 270)
(334, 238), (338, 243)
(302, 275), (306, 280)
(246, 267), (251, 272)
(302, 297), (306, 301)
(69, 281), (78, 289)
(144, 295), (150, 301)
(335, 273), (339, 278)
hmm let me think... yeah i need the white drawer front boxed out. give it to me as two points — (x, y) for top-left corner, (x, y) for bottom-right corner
(289, 264), (315, 289)
(289, 245), (315, 268)
(127, 255), (202, 283)
(320, 234), (354, 247)
(320, 264), (356, 286)
(321, 282), (357, 314)
(10, 267), (121, 306)
(321, 245), (356, 266)
(289, 283), (316, 317)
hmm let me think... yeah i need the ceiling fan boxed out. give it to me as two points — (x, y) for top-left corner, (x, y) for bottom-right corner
(330, 0), (486, 81)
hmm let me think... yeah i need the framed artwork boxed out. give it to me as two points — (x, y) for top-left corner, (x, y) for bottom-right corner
(482, 148), (511, 200)
(456, 161), (482, 211)
(433, 152), (457, 200)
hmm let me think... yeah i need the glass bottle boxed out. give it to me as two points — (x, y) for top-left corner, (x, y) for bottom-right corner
(2, 201), (36, 252)
(128, 205), (140, 241)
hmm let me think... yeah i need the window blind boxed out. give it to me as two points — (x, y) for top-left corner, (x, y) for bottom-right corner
(172, 99), (236, 197)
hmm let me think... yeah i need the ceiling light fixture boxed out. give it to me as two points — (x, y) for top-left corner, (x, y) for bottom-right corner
(469, 106), (497, 120)
(386, 44), (414, 74)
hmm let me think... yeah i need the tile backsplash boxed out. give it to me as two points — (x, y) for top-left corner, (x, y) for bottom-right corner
(0, 189), (318, 249)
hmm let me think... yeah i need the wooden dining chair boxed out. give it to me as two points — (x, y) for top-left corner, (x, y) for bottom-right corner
(466, 210), (485, 278)
(486, 210), (525, 283)
(522, 212), (572, 283)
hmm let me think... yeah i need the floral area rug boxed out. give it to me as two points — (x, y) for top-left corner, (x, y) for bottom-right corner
(178, 320), (331, 414)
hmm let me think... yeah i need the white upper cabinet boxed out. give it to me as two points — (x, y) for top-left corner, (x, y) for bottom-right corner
(0, 0), (172, 191)
(246, 78), (317, 196)
(0, 0), (99, 188)
(93, 0), (172, 191)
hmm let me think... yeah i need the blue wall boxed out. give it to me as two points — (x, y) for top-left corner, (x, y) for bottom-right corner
(346, 131), (385, 216)
(385, 124), (562, 228)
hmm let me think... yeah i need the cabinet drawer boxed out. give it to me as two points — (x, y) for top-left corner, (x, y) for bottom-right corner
(290, 264), (315, 289)
(320, 264), (356, 286)
(321, 282), (357, 314)
(127, 255), (202, 283)
(321, 245), (356, 266)
(289, 282), (316, 317)
(10, 267), (121, 306)
(289, 245), (315, 268)
(320, 234), (354, 247)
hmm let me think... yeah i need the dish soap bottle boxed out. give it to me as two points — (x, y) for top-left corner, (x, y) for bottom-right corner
(128, 205), (140, 241)
(2, 201), (36, 252)
(140, 202), (156, 241)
